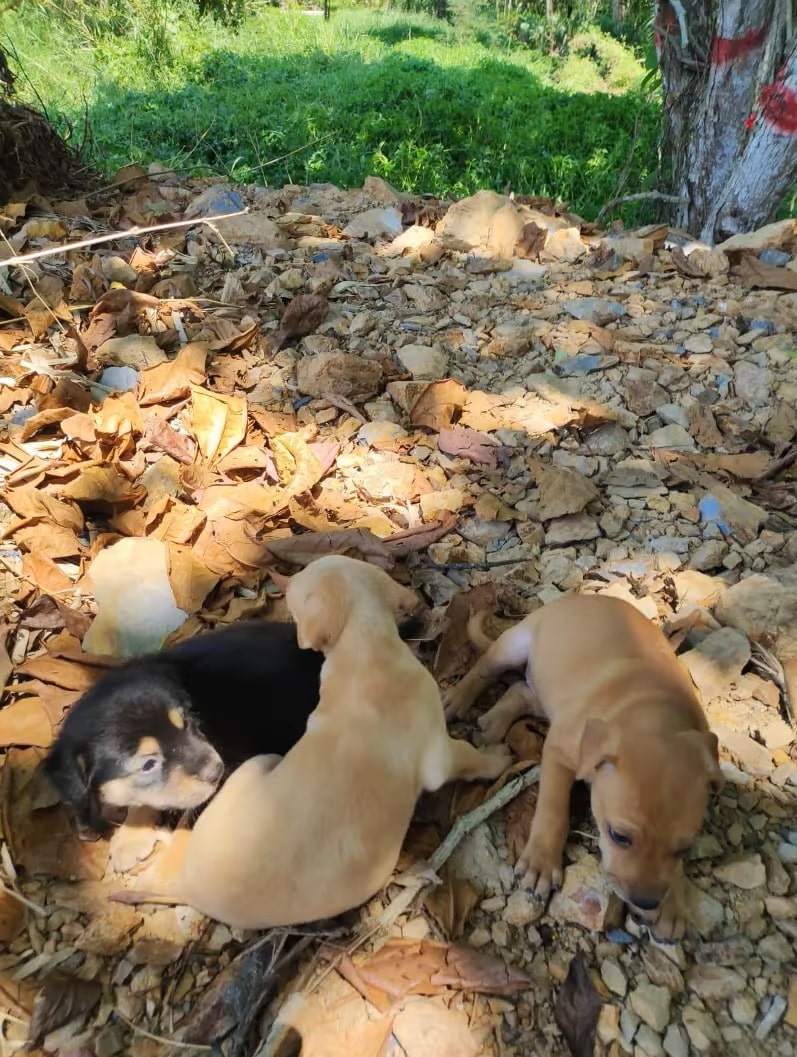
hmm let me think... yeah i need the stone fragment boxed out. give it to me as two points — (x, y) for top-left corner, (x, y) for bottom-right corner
(396, 344), (449, 380)
(713, 853), (766, 889)
(680, 627), (751, 699)
(544, 513), (600, 546)
(630, 981), (671, 1033)
(548, 855), (624, 932)
(686, 965), (746, 1001)
(296, 350), (383, 400)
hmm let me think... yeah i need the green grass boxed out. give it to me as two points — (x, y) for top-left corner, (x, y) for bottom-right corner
(3, 4), (660, 220)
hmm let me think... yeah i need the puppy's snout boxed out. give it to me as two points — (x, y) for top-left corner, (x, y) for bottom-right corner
(628, 892), (662, 912)
(201, 754), (225, 785)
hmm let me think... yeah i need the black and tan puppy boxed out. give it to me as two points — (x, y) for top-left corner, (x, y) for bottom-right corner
(44, 616), (424, 838)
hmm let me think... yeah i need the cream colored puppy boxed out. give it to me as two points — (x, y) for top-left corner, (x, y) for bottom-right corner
(170, 556), (510, 929)
(445, 593), (721, 940)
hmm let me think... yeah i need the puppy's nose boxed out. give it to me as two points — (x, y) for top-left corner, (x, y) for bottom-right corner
(629, 893), (661, 912)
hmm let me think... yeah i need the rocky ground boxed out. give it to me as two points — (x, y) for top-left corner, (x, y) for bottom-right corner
(0, 170), (796, 1057)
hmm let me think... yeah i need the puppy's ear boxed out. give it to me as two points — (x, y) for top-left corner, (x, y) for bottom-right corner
(391, 581), (423, 621)
(291, 585), (346, 652)
(577, 718), (618, 781)
(681, 730), (723, 793)
(43, 744), (104, 831)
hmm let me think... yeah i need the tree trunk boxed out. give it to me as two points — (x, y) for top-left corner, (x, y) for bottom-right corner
(656, 0), (797, 243)
(611, 0), (625, 26)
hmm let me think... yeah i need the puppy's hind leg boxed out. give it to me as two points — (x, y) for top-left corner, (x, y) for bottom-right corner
(444, 619), (536, 721)
(477, 681), (539, 745)
(423, 736), (511, 792)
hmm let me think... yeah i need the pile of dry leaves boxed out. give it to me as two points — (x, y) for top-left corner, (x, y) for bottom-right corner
(1, 167), (796, 1057)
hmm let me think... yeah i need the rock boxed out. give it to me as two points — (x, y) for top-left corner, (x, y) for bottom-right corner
(656, 403), (690, 429)
(296, 350), (383, 400)
(504, 888), (544, 927)
(680, 627), (751, 699)
(503, 259), (547, 285)
(672, 570), (723, 608)
(396, 344), (448, 380)
(663, 1023), (689, 1057)
(778, 841), (797, 864)
(556, 353), (617, 376)
(734, 360), (773, 408)
(760, 717), (794, 750)
(185, 184), (244, 218)
(597, 1004), (621, 1045)
(684, 333), (713, 354)
(387, 225), (436, 255)
(730, 993), (758, 1026)
(392, 1000), (479, 1057)
(600, 959), (627, 997)
(718, 218), (797, 253)
(682, 1007), (720, 1052)
(358, 421), (406, 446)
(449, 826), (504, 896)
(468, 927), (491, 948)
(213, 211), (287, 249)
(545, 513), (601, 546)
(687, 883), (725, 937)
(689, 540), (729, 571)
(636, 1024), (665, 1057)
(714, 853), (766, 889)
(642, 947), (684, 994)
(686, 966), (746, 1001)
(758, 932), (793, 963)
(715, 573), (797, 647)
(630, 981), (671, 1033)
(437, 190), (524, 256)
(548, 855), (624, 932)
(96, 334), (168, 369)
(786, 976), (797, 1029)
(75, 905), (142, 955)
(754, 995), (787, 1040)
(712, 725), (773, 777)
(562, 298), (625, 325)
(343, 206), (403, 240)
(647, 424), (696, 450)
(536, 464), (599, 520)
(698, 486), (767, 544)
(584, 422), (630, 455)
(97, 365), (139, 393)
(542, 226), (586, 263)
(458, 516), (512, 547)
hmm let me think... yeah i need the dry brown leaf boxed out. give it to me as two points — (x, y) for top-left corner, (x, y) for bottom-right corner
(139, 342), (208, 405)
(410, 379), (467, 431)
(0, 626), (12, 695)
(15, 656), (97, 691)
(3, 485), (83, 532)
(266, 528), (394, 569)
(555, 954), (601, 1057)
(190, 385), (247, 462)
(272, 293), (329, 352)
(437, 425), (502, 467)
(167, 544), (221, 613)
(515, 221), (547, 260)
(1, 748), (109, 879)
(671, 246), (729, 278)
(58, 465), (145, 507)
(15, 524), (82, 561)
(384, 514), (458, 557)
(0, 887), (25, 943)
(0, 697), (53, 748)
(271, 432), (337, 500)
(27, 975), (102, 1049)
(21, 551), (73, 595)
(18, 407), (74, 441)
(434, 583), (499, 680)
(19, 596), (91, 640)
(142, 414), (195, 464)
(504, 785), (539, 862)
(92, 391), (144, 437)
(424, 869), (479, 940)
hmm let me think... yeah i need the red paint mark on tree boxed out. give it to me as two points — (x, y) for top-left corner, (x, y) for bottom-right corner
(760, 68), (797, 135)
(710, 25), (766, 65)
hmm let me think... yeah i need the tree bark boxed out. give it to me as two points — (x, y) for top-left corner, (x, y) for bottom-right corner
(656, 0), (797, 242)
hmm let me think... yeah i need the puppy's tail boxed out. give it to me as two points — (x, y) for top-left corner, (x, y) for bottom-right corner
(467, 611), (497, 655)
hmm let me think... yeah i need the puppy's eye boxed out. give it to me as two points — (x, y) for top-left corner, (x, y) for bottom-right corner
(674, 846), (691, 859)
(608, 826), (632, 848)
(140, 757), (159, 773)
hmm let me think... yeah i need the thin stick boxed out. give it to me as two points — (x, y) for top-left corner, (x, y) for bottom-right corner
(0, 211), (248, 270)
(595, 190), (687, 223)
(0, 879), (47, 916)
(755, 445), (797, 482)
(115, 1011), (212, 1051)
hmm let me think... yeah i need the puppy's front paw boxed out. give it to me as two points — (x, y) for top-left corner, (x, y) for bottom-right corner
(108, 822), (164, 875)
(476, 743), (512, 779)
(477, 711), (510, 745)
(515, 836), (564, 901)
(443, 685), (469, 721)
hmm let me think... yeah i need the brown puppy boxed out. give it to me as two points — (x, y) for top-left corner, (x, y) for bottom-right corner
(168, 556), (510, 929)
(444, 593), (721, 939)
